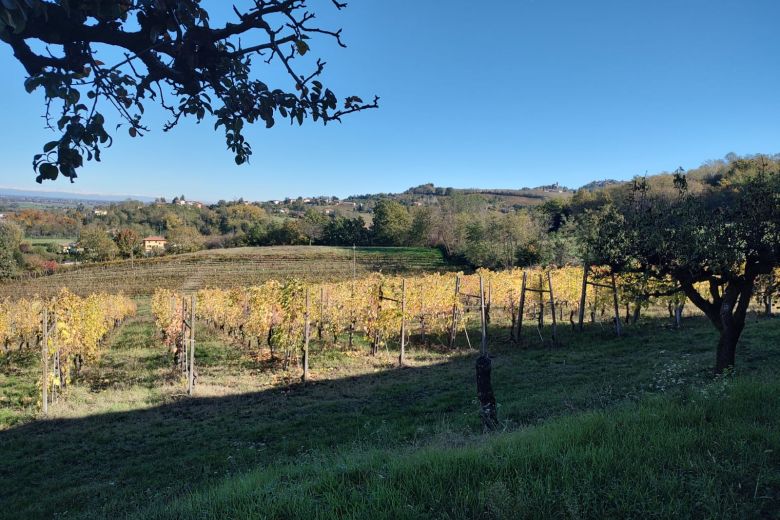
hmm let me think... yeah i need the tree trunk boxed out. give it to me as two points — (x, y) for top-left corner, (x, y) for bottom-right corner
(715, 327), (738, 374)
(476, 355), (498, 431)
(632, 302), (641, 324)
(680, 275), (755, 375)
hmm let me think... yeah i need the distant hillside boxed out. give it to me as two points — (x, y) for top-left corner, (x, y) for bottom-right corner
(342, 183), (573, 212)
(0, 187), (155, 204)
(578, 179), (625, 191)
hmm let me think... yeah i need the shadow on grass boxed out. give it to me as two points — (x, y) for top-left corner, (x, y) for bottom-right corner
(0, 316), (777, 519)
(0, 356), (479, 519)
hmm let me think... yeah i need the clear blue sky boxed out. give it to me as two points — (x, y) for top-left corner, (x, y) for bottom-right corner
(1, 0), (779, 202)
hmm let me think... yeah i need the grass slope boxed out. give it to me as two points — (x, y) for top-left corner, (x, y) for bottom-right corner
(142, 377), (780, 519)
(0, 246), (459, 297)
(0, 303), (778, 518)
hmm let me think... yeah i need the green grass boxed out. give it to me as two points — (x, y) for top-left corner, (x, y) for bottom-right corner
(0, 303), (778, 518)
(23, 236), (75, 246)
(0, 245), (462, 297)
(140, 377), (780, 520)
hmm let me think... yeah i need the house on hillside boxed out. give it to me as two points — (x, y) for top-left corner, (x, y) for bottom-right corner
(60, 242), (81, 254)
(143, 236), (167, 254)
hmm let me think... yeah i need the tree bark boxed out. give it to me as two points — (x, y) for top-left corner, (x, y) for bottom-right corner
(476, 354), (498, 431)
(632, 302), (641, 324)
(715, 327), (738, 374)
(680, 274), (755, 375)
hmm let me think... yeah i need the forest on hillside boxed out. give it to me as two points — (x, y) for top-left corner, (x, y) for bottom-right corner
(0, 153), (777, 278)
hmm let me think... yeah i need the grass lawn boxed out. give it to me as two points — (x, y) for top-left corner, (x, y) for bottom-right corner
(0, 300), (778, 518)
(23, 236), (76, 246)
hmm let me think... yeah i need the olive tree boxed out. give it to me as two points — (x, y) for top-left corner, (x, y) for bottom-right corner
(0, 0), (377, 182)
(581, 159), (779, 374)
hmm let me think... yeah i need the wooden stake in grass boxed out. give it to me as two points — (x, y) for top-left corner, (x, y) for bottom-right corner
(302, 287), (310, 382)
(476, 276), (498, 431)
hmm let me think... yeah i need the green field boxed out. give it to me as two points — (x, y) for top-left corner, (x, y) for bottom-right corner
(23, 236), (76, 246)
(1, 245), (461, 297)
(0, 297), (778, 519)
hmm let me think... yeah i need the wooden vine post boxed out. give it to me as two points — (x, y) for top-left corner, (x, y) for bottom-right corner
(476, 276), (498, 430)
(448, 275), (460, 349)
(516, 270), (556, 345)
(547, 271), (558, 343)
(399, 279), (406, 367)
(183, 295), (196, 396)
(538, 273), (545, 329)
(577, 265), (622, 337)
(302, 287), (310, 382)
(41, 307), (50, 416)
(578, 264), (588, 331)
(611, 273), (623, 337)
(317, 286), (324, 341)
(349, 244), (356, 348)
(515, 271), (527, 343)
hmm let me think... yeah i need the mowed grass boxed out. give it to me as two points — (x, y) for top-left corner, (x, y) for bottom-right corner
(0, 245), (460, 297)
(0, 303), (778, 518)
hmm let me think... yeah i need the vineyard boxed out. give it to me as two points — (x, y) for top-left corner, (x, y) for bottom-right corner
(0, 261), (778, 519)
(0, 246), (456, 298)
(159, 266), (777, 350)
(0, 291), (136, 412)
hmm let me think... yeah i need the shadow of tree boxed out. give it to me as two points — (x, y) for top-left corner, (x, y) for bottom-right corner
(0, 354), (480, 519)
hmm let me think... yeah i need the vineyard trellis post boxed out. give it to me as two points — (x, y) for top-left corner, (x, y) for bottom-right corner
(611, 273), (623, 337)
(183, 295), (196, 396)
(577, 265), (622, 336)
(41, 306), (53, 416)
(476, 276), (497, 430)
(547, 271), (558, 344)
(485, 279), (492, 325)
(302, 287), (310, 382)
(317, 286), (324, 341)
(349, 244), (356, 349)
(578, 265), (588, 331)
(538, 273), (545, 329)
(516, 270), (556, 345)
(399, 279), (406, 367)
(480, 277), (487, 354)
(515, 271), (527, 344)
(448, 275), (460, 349)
